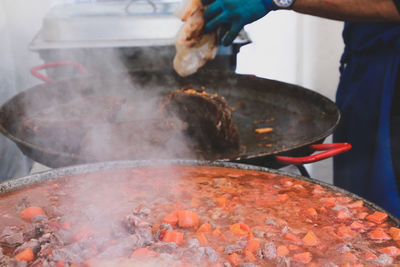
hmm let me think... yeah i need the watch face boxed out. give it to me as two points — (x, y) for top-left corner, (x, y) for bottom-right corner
(274, 0), (294, 8)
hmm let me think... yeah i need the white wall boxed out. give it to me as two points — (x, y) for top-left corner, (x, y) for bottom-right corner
(236, 11), (345, 183)
(0, 0), (51, 180)
(0, 0), (51, 101)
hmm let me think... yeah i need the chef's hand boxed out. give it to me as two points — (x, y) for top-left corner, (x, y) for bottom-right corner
(202, 0), (276, 46)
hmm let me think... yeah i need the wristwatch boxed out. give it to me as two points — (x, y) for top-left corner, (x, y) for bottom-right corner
(272, 0), (296, 9)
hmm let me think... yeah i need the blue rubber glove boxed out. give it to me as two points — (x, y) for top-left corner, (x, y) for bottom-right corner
(202, 0), (276, 46)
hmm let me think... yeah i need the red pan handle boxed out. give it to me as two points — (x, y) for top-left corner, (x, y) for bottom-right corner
(31, 61), (88, 83)
(275, 143), (352, 165)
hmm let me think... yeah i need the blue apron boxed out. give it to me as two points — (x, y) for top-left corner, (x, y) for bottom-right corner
(333, 22), (400, 218)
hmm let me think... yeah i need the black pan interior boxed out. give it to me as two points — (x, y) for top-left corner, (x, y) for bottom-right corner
(0, 70), (340, 167)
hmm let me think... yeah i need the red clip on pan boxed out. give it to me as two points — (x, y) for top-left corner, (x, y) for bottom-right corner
(275, 143), (352, 165)
(31, 61), (88, 83)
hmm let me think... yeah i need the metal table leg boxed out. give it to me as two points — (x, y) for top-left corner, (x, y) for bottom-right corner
(296, 165), (310, 178)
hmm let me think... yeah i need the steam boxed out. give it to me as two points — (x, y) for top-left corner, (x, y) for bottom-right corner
(18, 30), (198, 162)
(57, 165), (191, 266)
(3, 0), (211, 265)
(0, 1), (224, 265)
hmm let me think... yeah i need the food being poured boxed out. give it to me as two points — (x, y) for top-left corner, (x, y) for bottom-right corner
(173, 0), (218, 77)
(0, 165), (400, 266)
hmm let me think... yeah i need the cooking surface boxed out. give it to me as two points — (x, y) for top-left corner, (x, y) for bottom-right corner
(0, 70), (340, 167)
(0, 165), (399, 266)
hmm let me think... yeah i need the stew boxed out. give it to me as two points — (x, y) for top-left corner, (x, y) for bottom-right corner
(0, 166), (399, 266)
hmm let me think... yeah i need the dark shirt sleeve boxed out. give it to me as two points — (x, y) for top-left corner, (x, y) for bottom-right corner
(394, 0), (400, 14)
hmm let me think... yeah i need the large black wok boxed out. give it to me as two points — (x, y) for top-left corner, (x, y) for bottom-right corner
(0, 62), (348, 168)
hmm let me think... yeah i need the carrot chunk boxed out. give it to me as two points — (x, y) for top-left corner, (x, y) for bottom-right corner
(245, 239), (260, 252)
(284, 233), (302, 244)
(197, 223), (212, 233)
(215, 197), (227, 207)
(161, 230), (184, 245)
(350, 221), (365, 231)
(14, 248), (34, 262)
(336, 196), (353, 203)
(364, 251), (377, 260)
(337, 226), (357, 239)
(304, 208), (318, 218)
(228, 253), (241, 266)
(368, 228), (391, 240)
(20, 206), (45, 221)
(197, 233), (208, 246)
(277, 245), (289, 257)
(255, 127), (273, 134)
(288, 244), (301, 251)
(130, 247), (158, 259)
(162, 211), (179, 226)
(356, 212), (368, 220)
(312, 185), (326, 194)
(279, 178), (294, 187)
(244, 250), (256, 262)
(230, 222), (250, 236)
(277, 193), (289, 201)
(293, 252), (312, 263)
(390, 227), (400, 240)
(342, 252), (357, 262)
(320, 197), (336, 208)
(178, 210), (199, 228)
(378, 246), (400, 257)
(213, 228), (222, 236)
(302, 231), (319, 246)
(56, 261), (65, 267)
(366, 211), (388, 224)
(337, 210), (352, 220)
(347, 200), (363, 208)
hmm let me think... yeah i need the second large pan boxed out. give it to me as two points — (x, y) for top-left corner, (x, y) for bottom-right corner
(0, 63), (346, 168)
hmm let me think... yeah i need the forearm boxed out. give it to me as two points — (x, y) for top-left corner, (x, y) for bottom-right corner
(292, 0), (400, 22)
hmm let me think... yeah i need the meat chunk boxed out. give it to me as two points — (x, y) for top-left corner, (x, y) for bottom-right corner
(173, 0), (218, 77)
(0, 249), (20, 267)
(49, 244), (84, 263)
(0, 226), (24, 247)
(257, 242), (277, 260)
(164, 87), (239, 153)
(124, 213), (154, 246)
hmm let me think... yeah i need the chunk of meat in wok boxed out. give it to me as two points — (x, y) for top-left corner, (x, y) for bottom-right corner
(163, 86), (240, 153)
(173, 0), (218, 77)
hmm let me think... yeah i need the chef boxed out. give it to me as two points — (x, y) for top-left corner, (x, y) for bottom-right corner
(202, 0), (400, 217)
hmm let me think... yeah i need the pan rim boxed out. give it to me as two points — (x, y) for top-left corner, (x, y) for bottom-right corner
(0, 159), (398, 225)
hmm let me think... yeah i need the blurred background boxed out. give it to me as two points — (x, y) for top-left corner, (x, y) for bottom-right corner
(0, 0), (344, 183)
